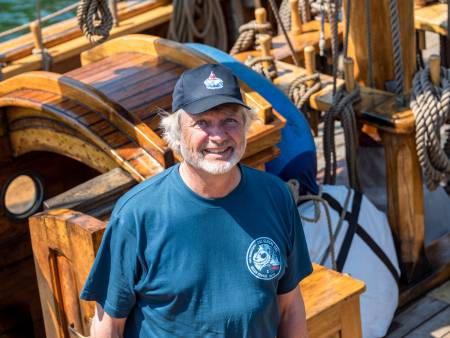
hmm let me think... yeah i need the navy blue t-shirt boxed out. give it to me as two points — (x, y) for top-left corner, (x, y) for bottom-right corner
(81, 164), (312, 337)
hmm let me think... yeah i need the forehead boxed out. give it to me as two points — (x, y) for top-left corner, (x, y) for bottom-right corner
(182, 104), (244, 121)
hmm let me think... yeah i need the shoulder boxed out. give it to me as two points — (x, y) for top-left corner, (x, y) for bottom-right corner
(112, 165), (178, 216)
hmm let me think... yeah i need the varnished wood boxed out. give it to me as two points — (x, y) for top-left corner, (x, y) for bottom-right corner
(270, 20), (343, 64)
(304, 46), (316, 87)
(255, 7), (267, 34)
(429, 54), (441, 86)
(344, 57), (355, 92)
(29, 21), (44, 51)
(301, 264), (365, 338)
(29, 210), (106, 338)
(344, 0), (415, 92)
(0, 4), (173, 80)
(414, 3), (447, 36)
(381, 131), (425, 282)
(290, 0), (303, 35)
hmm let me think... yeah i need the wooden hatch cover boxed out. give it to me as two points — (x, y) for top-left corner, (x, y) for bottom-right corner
(0, 34), (286, 337)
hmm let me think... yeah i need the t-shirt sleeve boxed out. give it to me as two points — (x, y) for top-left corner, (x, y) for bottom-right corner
(277, 196), (313, 294)
(80, 214), (138, 318)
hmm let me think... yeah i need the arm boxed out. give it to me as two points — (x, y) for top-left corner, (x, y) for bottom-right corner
(277, 286), (309, 338)
(90, 303), (127, 338)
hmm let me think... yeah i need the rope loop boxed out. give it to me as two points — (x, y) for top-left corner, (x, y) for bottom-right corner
(230, 21), (272, 55)
(77, 0), (113, 44)
(288, 73), (321, 110)
(244, 55), (278, 81)
(410, 66), (450, 190)
(323, 84), (361, 190)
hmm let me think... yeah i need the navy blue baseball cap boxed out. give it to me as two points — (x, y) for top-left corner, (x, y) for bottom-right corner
(172, 64), (250, 114)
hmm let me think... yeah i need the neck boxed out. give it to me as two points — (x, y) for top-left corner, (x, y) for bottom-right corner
(179, 161), (241, 198)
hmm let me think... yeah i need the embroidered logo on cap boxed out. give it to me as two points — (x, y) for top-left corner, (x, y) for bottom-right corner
(246, 237), (282, 280)
(203, 71), (224, 90)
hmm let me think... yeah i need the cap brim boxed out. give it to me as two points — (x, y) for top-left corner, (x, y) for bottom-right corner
(181, 95), (251, 114)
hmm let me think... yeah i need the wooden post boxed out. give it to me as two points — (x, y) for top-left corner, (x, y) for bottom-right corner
(429, 54), (441, 86)
(344, 57), (355, 92)
(109, 0), (119, 27)
(29, 21), (44, 51)
(259, 34), (272, 70)
(255, 7), (267, 34)
(290, 0), (303, 35)
(304, 45), (316, 87)
(417, 30), (426, 51)
(343, 0), (426, 281)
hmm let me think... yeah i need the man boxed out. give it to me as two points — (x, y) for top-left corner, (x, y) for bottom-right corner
(81, 64), (312, 337)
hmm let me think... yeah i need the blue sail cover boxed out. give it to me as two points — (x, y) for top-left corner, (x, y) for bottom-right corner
(185, 43), (319, 195)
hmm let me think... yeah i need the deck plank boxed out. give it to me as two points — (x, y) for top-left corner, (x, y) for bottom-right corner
(387, 296), (449, 338)
(406, 306), (450, 338)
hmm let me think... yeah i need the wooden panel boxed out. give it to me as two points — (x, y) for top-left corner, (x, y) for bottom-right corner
(0, 71), (174, 167)
(1, 5), (173, 80)
(344, 0), (415, 92)
(0, 0), (170, 63)
(29, 210), (106, 338)
(270, 21), (344, 64)
(414, 3), (447, 36)
(381, 131), (425, 281)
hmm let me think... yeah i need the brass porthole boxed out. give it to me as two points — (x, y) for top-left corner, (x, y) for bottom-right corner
(1, 171), (44, 220)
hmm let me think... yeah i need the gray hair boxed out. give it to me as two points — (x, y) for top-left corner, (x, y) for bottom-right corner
(160, 106), (258, 153)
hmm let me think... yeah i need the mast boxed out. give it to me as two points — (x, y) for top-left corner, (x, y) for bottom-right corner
(343, 0), (426, 282)
(344, 0), (415, 92)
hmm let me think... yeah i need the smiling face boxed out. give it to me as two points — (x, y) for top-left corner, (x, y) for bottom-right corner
(179, 104), (247, 175)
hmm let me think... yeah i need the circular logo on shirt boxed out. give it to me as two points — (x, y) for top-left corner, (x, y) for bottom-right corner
(246, 237), (282, 280)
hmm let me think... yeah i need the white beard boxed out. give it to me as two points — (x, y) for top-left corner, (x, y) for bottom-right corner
(179, 139), (246, 175)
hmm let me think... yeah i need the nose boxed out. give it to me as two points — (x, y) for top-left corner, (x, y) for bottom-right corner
(207, 124), (227, 142)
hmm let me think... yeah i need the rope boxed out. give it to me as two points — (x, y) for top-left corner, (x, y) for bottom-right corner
(288, 73), (321, 111)
(327, 0), (340, 96)
(168, 0), (227, 51)
(77, 0), (113, 44)
(323, 84), (362, 191)
(229, 21), (271, 55)
(387, 0), (404, 94)
(410, 66), (450, 191)
(267, 0), (300, 66)
(287, 180), (337, 270)
(244, 55), (278, 81)
(364, 0), (375, 88)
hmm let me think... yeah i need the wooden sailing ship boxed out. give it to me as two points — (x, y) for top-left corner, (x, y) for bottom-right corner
(0, 0), (172, 80)
(0, 0), (449, 337)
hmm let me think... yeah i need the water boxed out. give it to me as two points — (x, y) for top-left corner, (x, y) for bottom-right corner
(0, 0), (75, 42)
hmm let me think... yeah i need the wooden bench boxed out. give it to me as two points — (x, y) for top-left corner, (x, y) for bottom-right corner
(29, 206), (365, 338)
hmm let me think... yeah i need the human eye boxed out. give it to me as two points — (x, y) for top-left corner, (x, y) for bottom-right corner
(224, 118), (239, 126)
(193, 119), (208, 128)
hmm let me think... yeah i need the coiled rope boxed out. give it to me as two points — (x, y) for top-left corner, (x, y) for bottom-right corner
(77, 0), (113, 44)
(410, 66), (450, 190)
(288, 73), (321, 111)
(244, 55), (278, 81)
(168, 0), (227, 51)
(323, 85), (361, 191)
(230, 21), (272, 55)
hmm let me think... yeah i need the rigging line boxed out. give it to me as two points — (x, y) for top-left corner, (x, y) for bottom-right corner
(364, 0), (374, 88)
(267, 0), (300, 66)
(343, 0), (350, 59)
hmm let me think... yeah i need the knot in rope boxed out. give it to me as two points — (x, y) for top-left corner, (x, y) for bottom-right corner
(410, 66), (450, 191)
(288, 73), (321, 111)
(230, 21), (272, 55)
(77, 0), (113, 44)
(245, 55), (278, 81)
(323, 85), (361, 190)
(168, 0), (227, 51)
